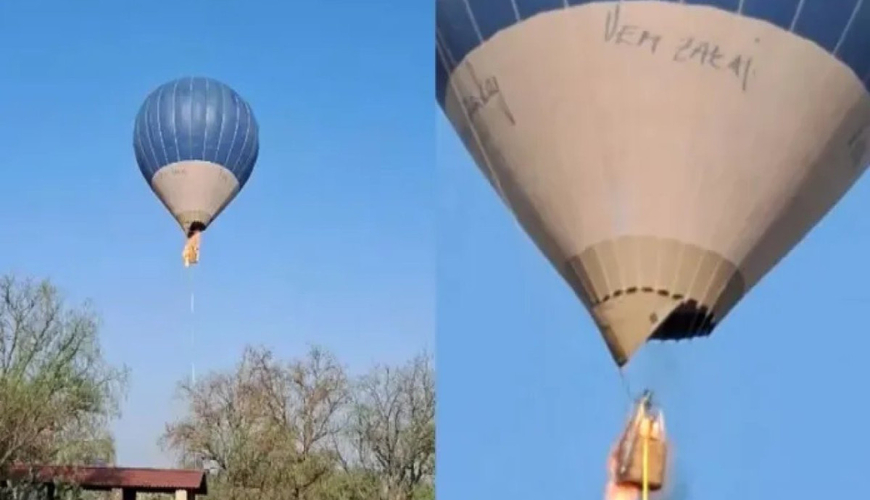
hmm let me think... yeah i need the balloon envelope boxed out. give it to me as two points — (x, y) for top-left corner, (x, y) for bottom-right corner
(134, 76), (259, 235)
(436, 0), (870, 366)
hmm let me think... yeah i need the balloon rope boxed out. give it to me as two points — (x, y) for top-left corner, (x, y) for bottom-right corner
(642, 427), (650, 500)
(618, 368), (634, 403)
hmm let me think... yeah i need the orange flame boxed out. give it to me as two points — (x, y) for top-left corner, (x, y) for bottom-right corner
(603, 412), (667, 500)
(604, 454), (640, 500)
(183, 231), (202, 267)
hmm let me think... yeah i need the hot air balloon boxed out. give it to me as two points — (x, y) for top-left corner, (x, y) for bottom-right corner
(437, 0), (870, 368)
(134, 76), (259, 266)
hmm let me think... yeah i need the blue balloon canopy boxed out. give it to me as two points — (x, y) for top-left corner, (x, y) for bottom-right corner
(133, 76), (261, 246)
(133, 76), (259, 189)
(437, 0), (870, 106)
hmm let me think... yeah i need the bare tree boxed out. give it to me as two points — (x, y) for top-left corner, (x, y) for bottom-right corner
(162, 345), (435, 500)
(0, 275), (128, 497)
(346, 353), (435, 500)
(161, 345), (349, 500)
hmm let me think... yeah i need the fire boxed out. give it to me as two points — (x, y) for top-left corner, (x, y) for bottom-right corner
(605, 454), (642, 500)
(182, 230), (202, 267)
(604, 401), (667, 500)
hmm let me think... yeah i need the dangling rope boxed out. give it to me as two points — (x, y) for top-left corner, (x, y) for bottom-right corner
(184, 237), (198, 387)
(642, 423), (650, 500)
(182, 229), (201, 385)
(618, 368), (634, 403)
(188, 267), (196, 386)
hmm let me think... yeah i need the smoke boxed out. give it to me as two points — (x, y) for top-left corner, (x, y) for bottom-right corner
(609, 342), (699, 500)
(661, 464), (691, 500)
(663, 479), (692, 499)
(659, 438), (693, 500)
(660, 474), (691, 500)
(636, 343), (684, 393)
(621, 341), (694, 418)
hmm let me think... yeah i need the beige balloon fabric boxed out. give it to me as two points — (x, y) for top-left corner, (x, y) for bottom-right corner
(437, 1), (870, 366)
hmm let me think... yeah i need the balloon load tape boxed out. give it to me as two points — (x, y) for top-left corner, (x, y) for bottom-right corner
(614, 390), (668, 491)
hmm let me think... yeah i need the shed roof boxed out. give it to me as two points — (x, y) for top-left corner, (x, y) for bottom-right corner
(3, 465), (207, 494)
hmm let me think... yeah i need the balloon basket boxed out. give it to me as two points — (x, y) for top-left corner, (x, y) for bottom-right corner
(614, 390), (668, 491)
(182, 231), (201, 268)
(615, 436), (667, 491)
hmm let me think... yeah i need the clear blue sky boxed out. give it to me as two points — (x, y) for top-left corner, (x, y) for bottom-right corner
(0, 1), (432, 467)
(437, 107), (870, 499)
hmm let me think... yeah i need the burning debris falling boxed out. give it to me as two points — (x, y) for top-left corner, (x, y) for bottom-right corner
(182, 230), (201, 267)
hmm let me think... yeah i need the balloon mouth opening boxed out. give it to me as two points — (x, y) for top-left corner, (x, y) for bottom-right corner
(187, 221), (207, 238)
(649, 297), (715, 341)
(591, 287), (721, 367)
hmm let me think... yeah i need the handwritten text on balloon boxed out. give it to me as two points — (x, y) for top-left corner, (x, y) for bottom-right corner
(461, 62), (516, 125)
(604, 5), (756, 92)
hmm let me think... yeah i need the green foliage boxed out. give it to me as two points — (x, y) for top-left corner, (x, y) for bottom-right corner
(0, 275), (128, 497)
